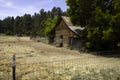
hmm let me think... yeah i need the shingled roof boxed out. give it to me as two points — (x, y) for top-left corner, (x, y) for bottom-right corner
(60, 16), (84, 35)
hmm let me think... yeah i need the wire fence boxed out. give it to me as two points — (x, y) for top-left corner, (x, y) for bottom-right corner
(0, 54), (120, 80)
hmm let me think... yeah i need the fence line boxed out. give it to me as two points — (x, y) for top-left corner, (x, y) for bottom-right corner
(0, 54), (120, 80)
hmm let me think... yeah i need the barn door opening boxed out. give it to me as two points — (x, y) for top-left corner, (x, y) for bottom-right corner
(59, 35), (63, 47)
(68, 37), (73, 46)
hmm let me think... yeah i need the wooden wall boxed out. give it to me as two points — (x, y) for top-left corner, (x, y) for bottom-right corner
(55, 20), (78, 47)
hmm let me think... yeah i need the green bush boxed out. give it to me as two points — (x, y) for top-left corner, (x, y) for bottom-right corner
(5, 31), (14, 35)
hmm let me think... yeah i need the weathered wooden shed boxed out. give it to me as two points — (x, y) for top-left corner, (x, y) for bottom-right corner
(50, 16), (84, 48)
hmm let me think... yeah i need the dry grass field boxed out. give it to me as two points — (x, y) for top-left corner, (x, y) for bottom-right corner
(0, 36), (120, 80)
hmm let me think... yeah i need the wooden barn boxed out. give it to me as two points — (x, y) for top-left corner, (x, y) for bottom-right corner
(49, 16), (84, 49)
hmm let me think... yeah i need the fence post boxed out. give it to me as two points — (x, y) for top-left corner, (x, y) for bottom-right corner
(12, 55), (16, 80)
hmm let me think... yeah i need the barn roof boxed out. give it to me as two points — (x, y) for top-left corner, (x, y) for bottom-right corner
(61, 16), (84, 35)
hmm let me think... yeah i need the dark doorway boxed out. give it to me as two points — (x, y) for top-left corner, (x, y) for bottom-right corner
(60, 35), (63, 39)
(59, 35), (63, 47)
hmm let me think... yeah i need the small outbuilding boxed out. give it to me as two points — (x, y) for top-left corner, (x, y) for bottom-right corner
(49, 16), (84, 49)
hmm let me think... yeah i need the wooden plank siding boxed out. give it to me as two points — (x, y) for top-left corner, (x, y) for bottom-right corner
(48, 16), (85, 48)
(55, 18), (78, 47)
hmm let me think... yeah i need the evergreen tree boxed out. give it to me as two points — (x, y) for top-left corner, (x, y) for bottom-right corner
(14, 16), (23, 35)
(0, 20), (4, 33)
(22, 14), (32, 35)
(0, 7), (67, 37)
(2, 17), (14, 35)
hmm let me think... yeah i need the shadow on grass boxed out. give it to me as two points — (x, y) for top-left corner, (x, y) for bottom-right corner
(88, 50), (120, 58)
